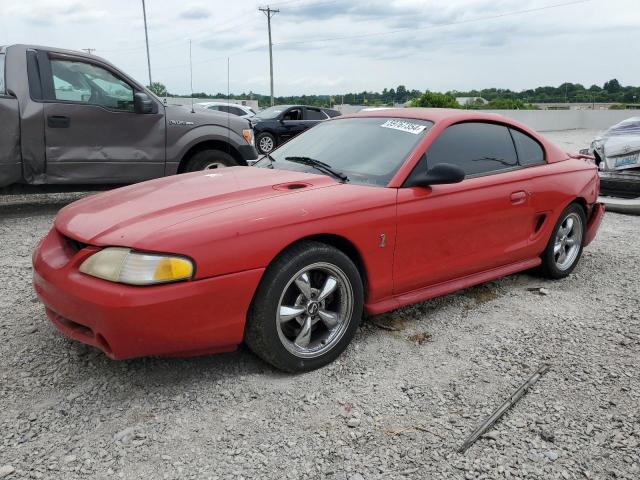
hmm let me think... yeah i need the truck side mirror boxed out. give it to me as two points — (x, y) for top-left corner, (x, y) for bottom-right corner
(134, 92), (155, 114)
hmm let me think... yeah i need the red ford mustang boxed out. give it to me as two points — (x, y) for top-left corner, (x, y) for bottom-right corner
(33, 109), (604, 371)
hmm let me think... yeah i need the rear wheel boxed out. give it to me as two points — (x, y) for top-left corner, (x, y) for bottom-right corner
(183, 150), (237, 172)
(538, 203), (586, 279)
(245, 241), (363, 372)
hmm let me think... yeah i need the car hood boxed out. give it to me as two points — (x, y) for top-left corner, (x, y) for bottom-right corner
(55, 167), (338, 246)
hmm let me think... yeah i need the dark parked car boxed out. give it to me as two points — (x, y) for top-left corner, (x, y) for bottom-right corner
(0, 44), (257, 189)
(252, 105), (340, 154)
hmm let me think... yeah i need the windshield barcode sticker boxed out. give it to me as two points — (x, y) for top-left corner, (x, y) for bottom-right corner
(380, 119), (427, 135)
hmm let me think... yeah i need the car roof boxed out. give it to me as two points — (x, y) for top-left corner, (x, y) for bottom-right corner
(6, 43), (107, 63)
(344, 107), (509, 123)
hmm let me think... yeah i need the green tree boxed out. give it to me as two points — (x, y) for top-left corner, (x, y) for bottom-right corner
(603, 79), (621, 94)
(411, 91), (459, 108)
(396, 85), (408, 104)
(148, 82), (168, 97)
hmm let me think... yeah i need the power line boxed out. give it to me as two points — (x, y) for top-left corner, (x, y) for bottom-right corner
(259, 6), (279, 106)
(274, 0), (593, 47)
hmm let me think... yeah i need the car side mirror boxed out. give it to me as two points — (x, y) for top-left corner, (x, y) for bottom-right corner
(134, 92), (155, 114)
(407, 163), (465, 187)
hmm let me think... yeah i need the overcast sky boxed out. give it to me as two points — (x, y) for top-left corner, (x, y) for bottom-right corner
(1, 0), (638, 96)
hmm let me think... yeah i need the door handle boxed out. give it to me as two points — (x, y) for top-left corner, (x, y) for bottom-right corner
(47, 115), (70, 128)
(510, 191), (528, 205)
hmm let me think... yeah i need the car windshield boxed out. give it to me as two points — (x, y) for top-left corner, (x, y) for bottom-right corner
(256, 106), (285, 119)
(256, 117), (433, 186)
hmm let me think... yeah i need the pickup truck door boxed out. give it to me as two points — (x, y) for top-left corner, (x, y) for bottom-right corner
(40, 53), (165, 184)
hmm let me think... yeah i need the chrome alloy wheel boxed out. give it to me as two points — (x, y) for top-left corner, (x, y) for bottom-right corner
(259, 136), (274, 153)
(276, 262), (354, 358)
(554, 212), (583, 270)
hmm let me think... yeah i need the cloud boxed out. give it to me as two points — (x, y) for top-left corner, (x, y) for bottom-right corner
(178, 5), (212, 20)
(8, 0), (110, 26)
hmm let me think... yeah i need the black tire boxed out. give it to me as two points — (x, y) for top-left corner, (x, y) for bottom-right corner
(245, 241), (364, 372)
(183, 150), (237, 172)
(256, 132), (276, 154)
(538, 203), (587, 279)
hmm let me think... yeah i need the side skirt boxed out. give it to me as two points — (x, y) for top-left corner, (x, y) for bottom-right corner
(365, 257), (542, 315)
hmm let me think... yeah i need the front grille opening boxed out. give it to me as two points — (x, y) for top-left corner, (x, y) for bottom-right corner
(61, 234), (88, 253)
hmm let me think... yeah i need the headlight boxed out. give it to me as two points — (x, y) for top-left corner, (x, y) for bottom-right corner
(79, 247), (194, 285)
(243, 128), (254, 146)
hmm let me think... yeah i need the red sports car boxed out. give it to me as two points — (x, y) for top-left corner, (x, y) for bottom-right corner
(33, 109), (604, 371)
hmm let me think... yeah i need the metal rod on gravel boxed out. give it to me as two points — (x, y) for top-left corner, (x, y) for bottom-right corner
(458, 363), (551, 454)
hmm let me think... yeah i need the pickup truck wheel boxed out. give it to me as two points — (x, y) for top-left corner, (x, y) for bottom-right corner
(538, 203), (586, 279)
(256, 133), (276, 154)
(183, 150), (237, 172)
(245, 241), (363, 372)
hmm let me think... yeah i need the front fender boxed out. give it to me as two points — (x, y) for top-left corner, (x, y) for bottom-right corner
(167, 124), (246, 165)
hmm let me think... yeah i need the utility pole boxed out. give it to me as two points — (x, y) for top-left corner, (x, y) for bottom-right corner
(259, 6), (279, 106)
(82, 48), (95, 55)
(141, 0), (152, 87)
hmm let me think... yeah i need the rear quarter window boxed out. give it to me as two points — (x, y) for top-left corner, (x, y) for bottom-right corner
(510, 128), (545, 166)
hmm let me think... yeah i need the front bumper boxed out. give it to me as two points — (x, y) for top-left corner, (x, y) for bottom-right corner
(238, 144), (259, 161)
(32, 228), (264, 359)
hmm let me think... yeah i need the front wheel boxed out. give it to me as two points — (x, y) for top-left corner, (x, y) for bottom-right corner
(183, 150), (237, 172)
(256, 132), (276, 154)
(538, 203), (587, 279)
(245, 241), (364, 372)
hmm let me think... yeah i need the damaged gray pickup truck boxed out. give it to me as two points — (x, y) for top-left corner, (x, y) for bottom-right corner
(0, 44), (258, 189)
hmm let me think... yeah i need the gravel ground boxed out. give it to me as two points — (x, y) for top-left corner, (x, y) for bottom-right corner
(1, 130), (639, 480)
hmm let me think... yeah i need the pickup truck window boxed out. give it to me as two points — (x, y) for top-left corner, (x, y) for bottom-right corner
(0, 54), (5, 94)
(50, 59), (134, 112)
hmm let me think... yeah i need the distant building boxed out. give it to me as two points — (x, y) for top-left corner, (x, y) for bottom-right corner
(456, 97), (488, 106)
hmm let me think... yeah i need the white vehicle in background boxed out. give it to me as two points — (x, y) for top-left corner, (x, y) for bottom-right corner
(197, 102), (256, 119)
(585, 116), (640, 214)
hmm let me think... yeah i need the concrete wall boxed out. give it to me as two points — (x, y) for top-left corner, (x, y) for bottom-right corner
(163, 97), (259, 110)
(485, 109), (640, 132)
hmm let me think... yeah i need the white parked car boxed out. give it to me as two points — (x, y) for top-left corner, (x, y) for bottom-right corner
(197, 102), (256, 119)
(585, 116), (640, 214)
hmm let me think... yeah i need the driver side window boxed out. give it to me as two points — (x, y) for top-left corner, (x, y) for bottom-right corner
(282, 108), (302, 121)
(50, 59), (134, 112)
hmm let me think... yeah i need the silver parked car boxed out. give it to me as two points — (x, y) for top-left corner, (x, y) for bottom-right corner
(586, 117), (640, 209)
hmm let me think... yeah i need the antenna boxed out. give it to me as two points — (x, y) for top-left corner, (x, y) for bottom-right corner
(227, 57), (231, 155)
(189, 39), (194, 113)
